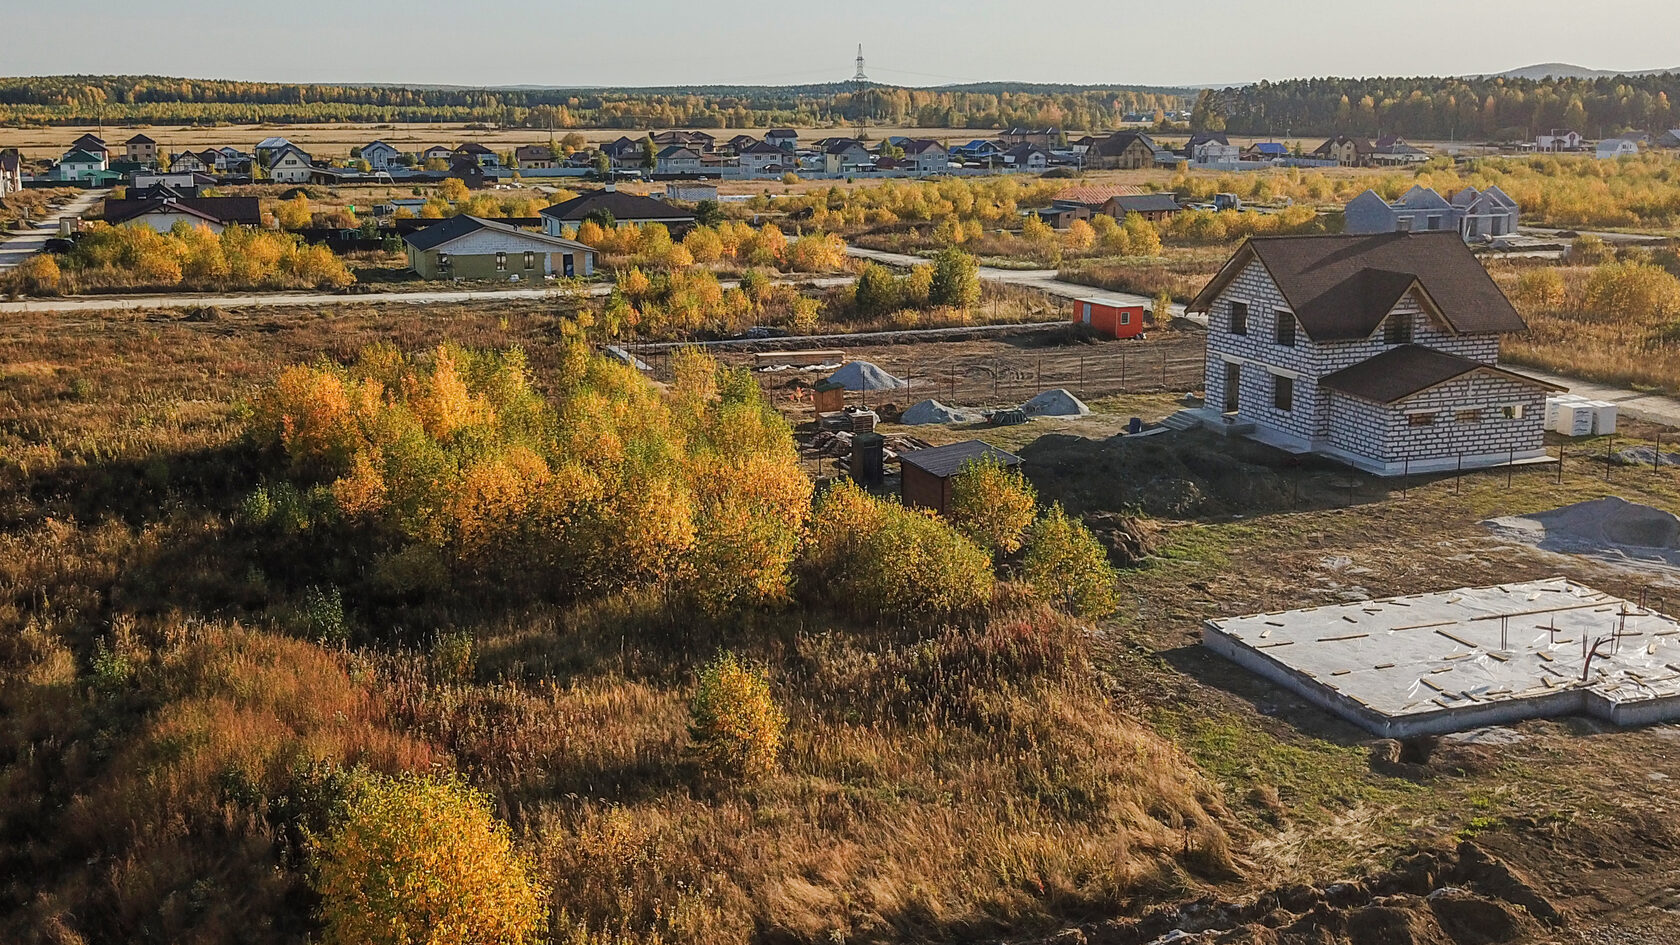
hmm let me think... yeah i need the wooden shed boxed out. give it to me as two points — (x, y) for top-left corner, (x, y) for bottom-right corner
(899, 440), (1024, 517)
(1072, 297), (1148, 339)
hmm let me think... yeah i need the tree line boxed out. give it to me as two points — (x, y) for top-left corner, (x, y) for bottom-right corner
(1194, 73), (1680, 139)
(0, 75), (1184, 130)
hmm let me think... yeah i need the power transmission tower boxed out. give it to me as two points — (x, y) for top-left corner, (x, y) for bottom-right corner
(853, 44), (870, 139)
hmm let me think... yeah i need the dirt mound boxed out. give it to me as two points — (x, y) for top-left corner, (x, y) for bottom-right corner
(1020, 431), (1299, 520)
(1021, 387), (1090, 417)
(1075, 842), (1554, 945)
(826, 360), (908, 392)
(1084, 512), (1159, 567)
(1483, 496), (1680, 571)
(900, 399), (981, 425)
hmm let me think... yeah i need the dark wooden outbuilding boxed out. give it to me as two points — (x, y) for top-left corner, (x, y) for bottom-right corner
(899, 440), (1023, 516)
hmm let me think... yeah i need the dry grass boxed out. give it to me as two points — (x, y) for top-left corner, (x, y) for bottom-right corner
(0, 300), (1234, 945)
(1058, 246), (1229, 302)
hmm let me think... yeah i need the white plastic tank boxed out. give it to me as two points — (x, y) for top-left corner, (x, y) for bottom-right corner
(1587, 401), (1618, 436)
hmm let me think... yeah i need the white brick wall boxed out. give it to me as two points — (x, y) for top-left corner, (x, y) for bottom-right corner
(1201, 258), (1543, 469)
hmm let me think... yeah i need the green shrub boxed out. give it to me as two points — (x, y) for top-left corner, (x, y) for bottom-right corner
(947, 457), (1037, 555)
(1022, 504), (1118, 618)
(688, 651), (786, 781)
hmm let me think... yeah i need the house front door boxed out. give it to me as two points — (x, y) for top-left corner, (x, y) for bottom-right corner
(563, 253), (575, 277)
(1224, 361), (1241, 414)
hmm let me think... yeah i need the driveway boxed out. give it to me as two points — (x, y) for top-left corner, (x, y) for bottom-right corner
(0, 188), (109, 272)
(0, 273), (857, 315)
(843, 245), (1185, 317)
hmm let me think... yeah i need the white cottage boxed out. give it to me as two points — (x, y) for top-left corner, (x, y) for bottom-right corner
(266, 144), (314, 183)
(1185, 233), (1562, 475)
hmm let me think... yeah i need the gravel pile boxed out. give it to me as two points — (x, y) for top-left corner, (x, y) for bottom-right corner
(1020, 388), (1090, 417)
(900, 399), (981, 425)
(826, 360), (908, 391)
(1484, 496), (1680, 571)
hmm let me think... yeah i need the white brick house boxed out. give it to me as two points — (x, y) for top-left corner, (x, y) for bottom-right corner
(1186, 232), (1563, 475)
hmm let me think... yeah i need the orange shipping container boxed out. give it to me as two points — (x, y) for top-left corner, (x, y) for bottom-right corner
(1072, 297), (1147, 339)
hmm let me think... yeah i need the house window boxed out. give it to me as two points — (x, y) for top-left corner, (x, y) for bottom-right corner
(1427, 214), (1443, 230)
(1397, 216), (1413, 232)
(496, 252), (507, 272)
(1272, 374), (1293, 411)
(1408, 412), (1437, 427)
(1275, 312), (1296, 347)
(1229, 301), (1248, 335)
(1119, 311), (1131, 325)
(1501, 404), (1525, 420)
(1384, 314), (1412, 345)
(437, 252), (451, 271)
(523, 251), (535, 270)
(1456, 408), (1482, 424)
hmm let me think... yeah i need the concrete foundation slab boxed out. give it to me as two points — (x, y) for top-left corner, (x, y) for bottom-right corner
(1204, 578), (1680, 737)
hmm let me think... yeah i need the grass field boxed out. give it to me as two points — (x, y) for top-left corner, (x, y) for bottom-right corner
(6, 295), (1680, 941)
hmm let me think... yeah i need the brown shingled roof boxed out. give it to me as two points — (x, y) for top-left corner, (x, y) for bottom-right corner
(1318, 345), (1563, 404)
(1189, 232), (1529, 342)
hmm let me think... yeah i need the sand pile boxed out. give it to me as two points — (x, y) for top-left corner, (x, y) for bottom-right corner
(826, 360), (908, 391)
(1021, 388), (1090, 418)
(1484, 496), (1680, 571)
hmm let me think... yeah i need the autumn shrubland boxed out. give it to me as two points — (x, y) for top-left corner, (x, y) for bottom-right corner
(2, 221), (353, 296)
(0, 305), (1231, 945)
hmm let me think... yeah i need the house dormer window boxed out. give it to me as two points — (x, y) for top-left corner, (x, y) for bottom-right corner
(1275, 311), (1296, 347)
(1384, 314), (1412, 345)
(1229, 300), (1248, 335)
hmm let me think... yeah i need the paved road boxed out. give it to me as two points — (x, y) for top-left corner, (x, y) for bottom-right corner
(843, 245), (1188, 317)
(1515, 367), (1680, 429)
(0, 273), (856, 315)
(0, 188), (110, 272)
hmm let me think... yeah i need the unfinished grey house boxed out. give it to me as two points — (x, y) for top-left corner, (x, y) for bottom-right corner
(1185, 232), (1563, 475)
(1343, 185), (1519, 241)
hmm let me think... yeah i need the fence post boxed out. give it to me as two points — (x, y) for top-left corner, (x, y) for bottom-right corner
(1606, 435), (1614, 481)
(1402, 457), (1409, 499)
(1656, 433), (1662, 472)
(1455, 453), (1462, 495)
(1507, 448), (1514, 488)
(1161, 350), (1168, 388)
(993, 359), (999, 400)
(1079, 355), (1085, 395)
(1557, 445), (1564, 484)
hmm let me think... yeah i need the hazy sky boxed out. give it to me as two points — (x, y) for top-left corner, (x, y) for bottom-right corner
(5, 0), (1678, 88)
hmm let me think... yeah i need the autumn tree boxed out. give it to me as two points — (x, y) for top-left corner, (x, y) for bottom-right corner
(688, 651), (786, 781)
(929, 246), (981, 308)
(311, 772), (547, 945)
(439, 177), (470, 202)
(947, 457), (1037, 555)
(1022, 504), (1118, 618)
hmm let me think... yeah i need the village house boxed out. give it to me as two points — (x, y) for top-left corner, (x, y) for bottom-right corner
(724, 134), (758, 155)
(900, 139), (949, 175)
(52, 148), (108, 182)
(1657, 129), (1680, 149)
(538, 187), (697, 235)
(266, 144), (314, 183)
(453, 143), (501, 169)
(766, 128), (799, 151)
(513, 145), (557, 169)
(1597, 138), (1640, 159)
(102, 194), (262, 233)
(1104, 192), (1181, 222)
(1002, 144), (1050, 170)
(359, 140), (402, 170)
(1535, 130), (1584, 152)
(168, 151), (207, 173)
(1191, 139), (1241, 165)
(1344, 185), (1518, 240)
(421, 145), (455, 164)
(1242, 141), (1289, 161)
(666, 182), (718, 202)
(123, 134), (158, 165)
(1312, 135), (1374, 167)
(655, 145), (702, 174)
(601, 136), (648, 169)
(254, 136), (293, 163)
(651, 130), (714, 153)
(70, 134), (108, 158)
(1369, 135), (1429, 165)
(823, 139), (872, 175)
(1000, 127), (1060, 148)
(1185, 232), (1561, 475)
(950, 139), (1006, 164)
(738, 140), (786, 173)
(1087, 131), (1159, 170)
(405, 214), (598, 281)
(1026, 205), (1091, 228)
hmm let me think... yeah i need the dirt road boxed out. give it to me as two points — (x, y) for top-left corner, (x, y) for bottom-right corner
(0, 188), (109, 272)
(844, 245), (1188, 316)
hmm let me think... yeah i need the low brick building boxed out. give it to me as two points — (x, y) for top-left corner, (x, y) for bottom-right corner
(1185, 232), (1562, 474)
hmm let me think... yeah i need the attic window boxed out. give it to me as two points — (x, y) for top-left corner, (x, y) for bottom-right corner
(1384, 314), (1412, 345)
(1275, 311), (1296, 347)
(1229, 301), (1248, 335)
